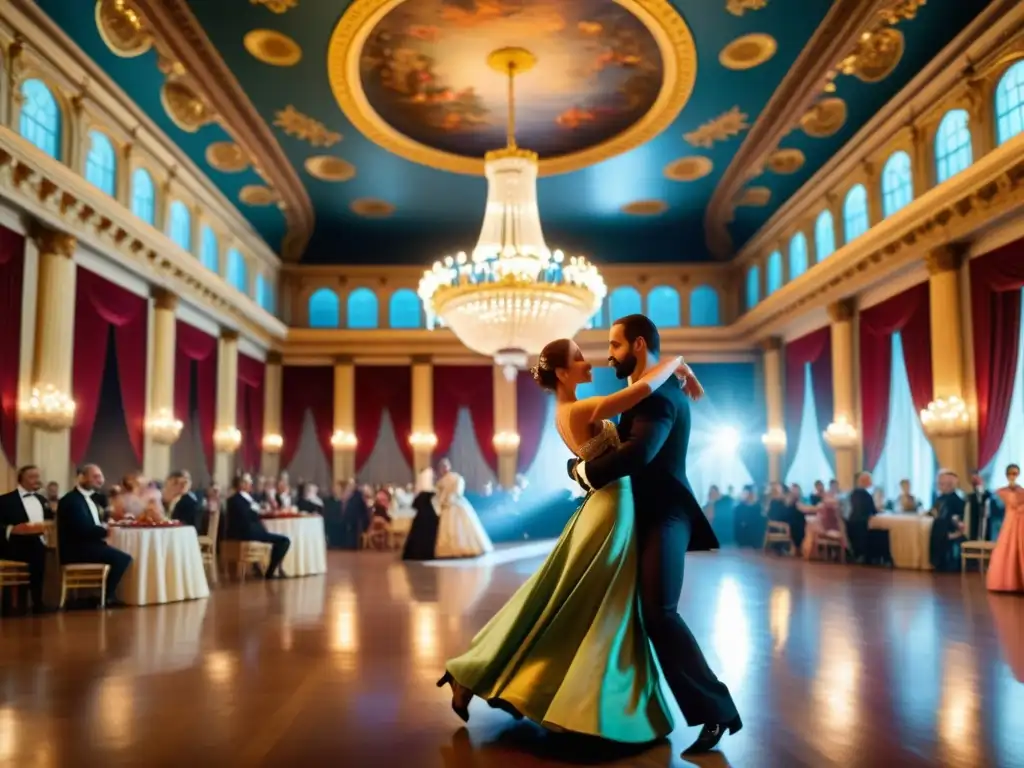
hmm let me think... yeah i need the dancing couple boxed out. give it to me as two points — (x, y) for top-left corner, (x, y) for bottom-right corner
(437, 314), (741, 755)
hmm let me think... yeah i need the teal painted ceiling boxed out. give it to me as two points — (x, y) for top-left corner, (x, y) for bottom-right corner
(38, 0), (994, 265)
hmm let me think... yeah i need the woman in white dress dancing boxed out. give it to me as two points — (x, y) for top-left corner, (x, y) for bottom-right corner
(434, 458), (494, 558)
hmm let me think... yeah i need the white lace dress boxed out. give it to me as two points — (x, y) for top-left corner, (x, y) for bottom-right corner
(434, 472), (494, 558)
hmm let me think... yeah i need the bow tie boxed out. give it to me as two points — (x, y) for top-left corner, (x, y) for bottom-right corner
(22, 492), (43, 501)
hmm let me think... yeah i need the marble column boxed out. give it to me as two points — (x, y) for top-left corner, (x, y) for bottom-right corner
(28, 224), (77, 489)
(410, 358), (434, 475)
(925, 245), (971, 484)
(492, 366), (518, 488)
(333, 358), (356, 486)
(827, 299), (859, 491)
(213, 330), (239, 488)
(760, 337), (785, 483)
(261, 353), (283, 479)
(143, 288), (178, 481)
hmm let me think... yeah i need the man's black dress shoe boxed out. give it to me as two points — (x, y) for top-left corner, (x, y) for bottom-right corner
(682, 715), (742, 755)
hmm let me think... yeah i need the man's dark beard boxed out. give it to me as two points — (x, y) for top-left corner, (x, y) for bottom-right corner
(609, 351), (637, 380)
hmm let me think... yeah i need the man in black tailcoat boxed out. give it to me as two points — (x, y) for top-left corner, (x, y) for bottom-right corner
(0, 464), (53, 612)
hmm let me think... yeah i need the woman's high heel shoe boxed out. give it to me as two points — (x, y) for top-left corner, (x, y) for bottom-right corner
(437, 671), (472, 723)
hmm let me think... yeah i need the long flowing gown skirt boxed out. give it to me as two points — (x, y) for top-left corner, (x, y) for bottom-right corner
(444, 478), (674, 743)
(435, 497), (494, 559)
(987, 509), (1024, 593)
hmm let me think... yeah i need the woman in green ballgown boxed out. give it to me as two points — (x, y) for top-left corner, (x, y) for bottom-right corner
(437, 338), (703, 743)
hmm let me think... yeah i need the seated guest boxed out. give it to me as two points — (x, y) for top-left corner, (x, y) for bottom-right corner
(0, 465), (53, 613)
(373, 489), (393, 523)
(930, 469), (966, 571)
(847, 472), (878, 562)
(57, 464), (133, 606)
(252, 476), (275, 508)
(802, 490), (843, 560)
(896, 479), (920, 513)
(809, 480), (827, 506)
(166, 471), (201, 528)
(967, 472), (993, 540)
(44, 481), (60, 517)
(225, 473), (290, 579)
(873, 487), (889, 513)
(297, 483), (325, 514)
(274, 478), (293, 510)
(733, 484), (763, 548)
(111, 472), (163, 521)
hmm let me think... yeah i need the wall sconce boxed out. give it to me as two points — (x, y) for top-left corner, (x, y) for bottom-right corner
(760, 428), (787, 454)
(330, 430), (357, 450)
(493, 431), (521, 451)
(19, 384), (76, 431)
(823, 416), (858, 450)
(920, 396), (969, 438)
(261, 433), (284, 453)
(409, 431), (438, 449)
(213, 427), (242, 453)
(145, 408), (183, 445)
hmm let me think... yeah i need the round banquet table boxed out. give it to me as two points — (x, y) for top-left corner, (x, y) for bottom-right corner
(868, 514), (935, 570)
(108, 525), (210, 606)
(262, 515), (328, 577)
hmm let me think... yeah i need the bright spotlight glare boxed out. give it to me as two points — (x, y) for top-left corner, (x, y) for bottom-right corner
(713, 426), (740, 456)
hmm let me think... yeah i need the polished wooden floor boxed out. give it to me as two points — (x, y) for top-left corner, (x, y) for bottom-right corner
(1, 546), (1022, 767)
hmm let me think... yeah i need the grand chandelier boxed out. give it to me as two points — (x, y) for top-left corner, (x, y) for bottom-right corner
(418, 47), (606, 380)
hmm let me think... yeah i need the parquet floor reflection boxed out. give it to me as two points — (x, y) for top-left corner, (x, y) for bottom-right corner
(1, 547), (1022, 767)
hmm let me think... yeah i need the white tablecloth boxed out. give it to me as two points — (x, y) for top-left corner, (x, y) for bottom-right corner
(869, 514), (934, 570)
(262, 516), (327, 577)
(108, 526), (210, 605)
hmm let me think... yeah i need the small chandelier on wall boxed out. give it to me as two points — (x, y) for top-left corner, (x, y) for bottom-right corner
(213, 427), (242, 453)
(145, 408), (183, 445)
(19, 384), (76, 431)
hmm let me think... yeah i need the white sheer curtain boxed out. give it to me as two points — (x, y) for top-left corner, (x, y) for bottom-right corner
(523, 397), (577, 496)
(872, 333), (936, 505)
(785, 363), (835, 491)
(444, 407), (497, 493)
(985, 298), (1024, 483)
(358, 410), (413, 488)
(286, 409), (332, 490)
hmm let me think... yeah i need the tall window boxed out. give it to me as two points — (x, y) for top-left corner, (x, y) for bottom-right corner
(167, 200), (191, 251)
(689, 285), (719, 327)
(347, 288), (379, 329)
(647, 286), (680, 328)
(84, 131), (117, 196)
(256, 274), (273, 312)
(814, 209), (835, 261)
(131, 169), (155, 225)
(388, 289), (421, 329)
(608, 286), (642, 320)
(200, 226), (218, 273)
(881, 151), (913, 217)
(746, 266), (760, 311)
(308, 288), (340, 328)
(995, 61), (1024, 146)
(19, 79), (61, 159)
(934, 109), (973, 183)
(843, 184), (869, 243)
(784, 364), (834, 490)
(789, 234), (808, 281)
(766, 250), (783, 294)
(227, 248), (247, 293)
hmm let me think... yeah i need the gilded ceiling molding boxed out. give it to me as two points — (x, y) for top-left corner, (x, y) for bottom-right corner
(726, 0), (768, 16)
(131, 0), (314, 261)
(621, 200), (669, 216)
(273, 106), (342, 147)
(243, 29), (303, 67)
(663, 156), (713, 181)
(350, 198), (394, 217)
(684, 106), (750, 148)
(718, 34), (777, 71)
(704, 0), (896, 259)
(205, 142), (250, 173)
(304, 156), (356, 182)
(250, 0), (298, 12)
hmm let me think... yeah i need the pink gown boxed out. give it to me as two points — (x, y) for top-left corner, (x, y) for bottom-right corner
(987, 485), (1024, 593)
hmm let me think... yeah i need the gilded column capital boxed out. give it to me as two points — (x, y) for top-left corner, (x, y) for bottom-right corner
(30, 222), (76, 258)
(827, 298), (856, 323)
(152, 287), (178, 311)
(925, 243), (967, 275)
(333, 355), (354, 367)
(266, 351), (283, 366)
(220, 329), (239, 342)
(411, 355), (433, 366)
(759, 336), (783, 353)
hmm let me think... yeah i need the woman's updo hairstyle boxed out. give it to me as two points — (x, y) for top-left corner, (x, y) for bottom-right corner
(530, 338), (573, 392)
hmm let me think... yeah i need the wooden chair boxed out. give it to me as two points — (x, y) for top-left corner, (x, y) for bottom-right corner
(219, 540), (272, 581)
(198, 506), (220, 586)
(0, 560), (31, 616)
(362, 517), (391, 550)
(52, 517), (111, 609)
(816, 513), (848, 564)
(763, 520), (793, 555)
(962, 499), (997, 575)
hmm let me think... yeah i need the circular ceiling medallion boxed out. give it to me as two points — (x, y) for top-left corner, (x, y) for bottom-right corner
(160, 80), (216, 133)
(327, 0), (697, 176)
(239, 185), (280, 206)
(799, 97), (847, 138)
(853, 28), (904, 82)
(351, 198), (395, 217)
(663, 155), (713, 181)
(304, 155), (357, 182)
(243, 29), (303, 66)
(735, 186), (771, 207)
(765, 148), (805, 175)
(621, 200), (668, 216)
(718, 33), (777, 71)
(95, 0), (152, 58)
(205, 142), (250, 173)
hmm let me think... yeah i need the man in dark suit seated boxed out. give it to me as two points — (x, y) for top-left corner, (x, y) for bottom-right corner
(57, 464), (133, 606)
(0, 464), (54, 613)
(930, 469), (966, 571)
(225, 473), (290, 578)
(847, 471), (877, 562)
(166, 470), (202, 530)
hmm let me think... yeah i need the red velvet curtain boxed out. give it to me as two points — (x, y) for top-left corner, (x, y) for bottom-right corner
(236, 354), (265, 473)
(433, 366), (497, 471)
(354, 366), (412, 472)
(971, 239), (1024, 469)
(859, 282), (933, 471)
(0, 227), (24, 466)
(281, 366), (333, 469)
(71, 269), (148, 465)
(175, 321), (218, 473)
(811, 344), (835, 462)
(516, 370), (547, 474)
(783, 328), (831, 473)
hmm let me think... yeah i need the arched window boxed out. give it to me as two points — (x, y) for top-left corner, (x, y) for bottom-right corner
(84, 131), (117, 196)
(789, 233), (808, 280)
(130, 168), (155, 224)
(995, 61), (1024, 146)
(388, 288), (421, 329)
(689, 285), (720, 327)
(766, 250), (783, 294)
(843, 184), (869, 243)
(608, 286), (642, 320)
(881, 151), (913, 217)
(308, 288), (340, 328)
(19, 79), (61, 159)
(814, 209), (835, 261)
(347, 287), (379, 329)
(255, 274), (273, 312)
(646, 286), (680, 328)
(199, 225), (218, 273)
(935, 109), (972, 183)
(745, 266), (760, 311)
(167, 200), (192, 251)
(226, 248), (247, 293)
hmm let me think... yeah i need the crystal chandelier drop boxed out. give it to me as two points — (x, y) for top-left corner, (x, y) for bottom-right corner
(418, 47), (606, 380)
